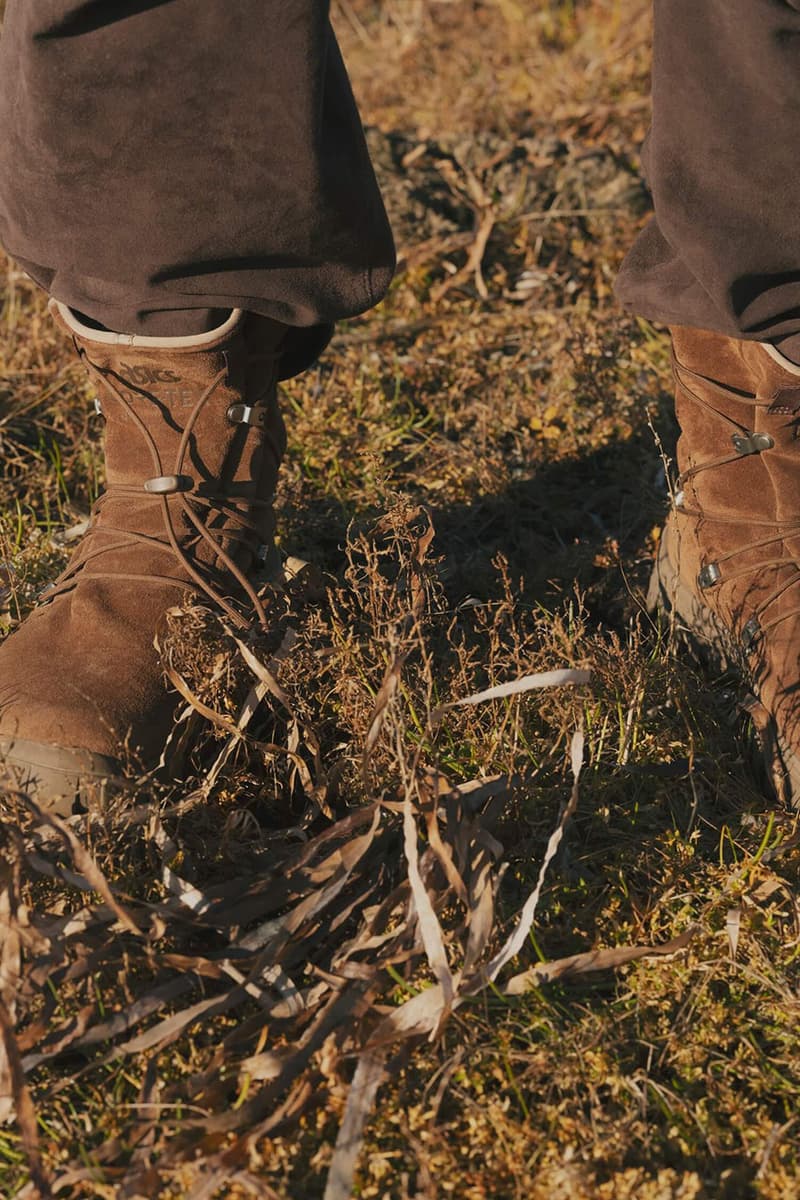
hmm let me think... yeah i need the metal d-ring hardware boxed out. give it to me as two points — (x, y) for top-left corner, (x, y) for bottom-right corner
(143, 474), (194, 495)
(741, 616), (761, 650)
(731, 431), (774, 457)
(698, 562), (721, 589)
(227, 403), (266, 428)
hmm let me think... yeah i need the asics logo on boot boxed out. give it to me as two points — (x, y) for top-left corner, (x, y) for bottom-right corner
(119, 362), (181, 385)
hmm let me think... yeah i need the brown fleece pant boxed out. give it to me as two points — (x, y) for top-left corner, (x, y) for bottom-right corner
(2, 1), (800, 350)
(615, 0), (800, 354)
(0, 0), (395, 346)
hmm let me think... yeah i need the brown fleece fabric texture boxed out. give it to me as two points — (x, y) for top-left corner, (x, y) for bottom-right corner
(669, 325), (800, 766)
(6, 1), (800, 348)
(0, 1), (395, 340)
(617, 0), (800, 346)
(0, 309), (287, 768)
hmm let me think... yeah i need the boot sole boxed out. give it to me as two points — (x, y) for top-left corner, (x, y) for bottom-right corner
(648, 517), (800, 809)
(0, 736), (124, 817)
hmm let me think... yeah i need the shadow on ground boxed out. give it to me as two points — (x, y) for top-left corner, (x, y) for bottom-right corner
(280, 420), (676, 624)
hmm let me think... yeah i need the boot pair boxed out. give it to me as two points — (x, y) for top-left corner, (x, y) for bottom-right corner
(650, 326), (800, 806)
(0, 303), (288, 812)
(3, 310), (800, 811)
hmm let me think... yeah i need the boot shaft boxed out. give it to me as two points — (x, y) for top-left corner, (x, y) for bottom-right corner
(47, 304), (289, 628)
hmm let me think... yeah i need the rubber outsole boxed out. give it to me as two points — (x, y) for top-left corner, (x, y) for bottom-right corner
(0, 735), (124, 817)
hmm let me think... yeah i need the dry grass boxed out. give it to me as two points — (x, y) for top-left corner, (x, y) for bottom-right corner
(1, 1), (800, 1197)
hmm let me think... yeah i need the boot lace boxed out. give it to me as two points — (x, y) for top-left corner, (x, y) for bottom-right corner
(673, 350), (800, 644)
(40, 348), (282, 631)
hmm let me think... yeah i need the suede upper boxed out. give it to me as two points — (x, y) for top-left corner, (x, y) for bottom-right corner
(0, 309), (286, 770)
(669, 325), (800, 785)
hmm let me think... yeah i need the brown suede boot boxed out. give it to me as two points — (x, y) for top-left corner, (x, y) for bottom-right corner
(649, 325), (800, 806)
(0, 303), (287, 812)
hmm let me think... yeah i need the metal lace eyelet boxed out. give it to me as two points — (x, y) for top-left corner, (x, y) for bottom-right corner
(741, 616), (761, 650)
(227, 403), (266, 428)
(698, 562), (721, 589)
(93, 397), (104, 418)
(227, 403), (252, 425)
(143, 474), (194, 495)
(731, 431), (774, 457)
